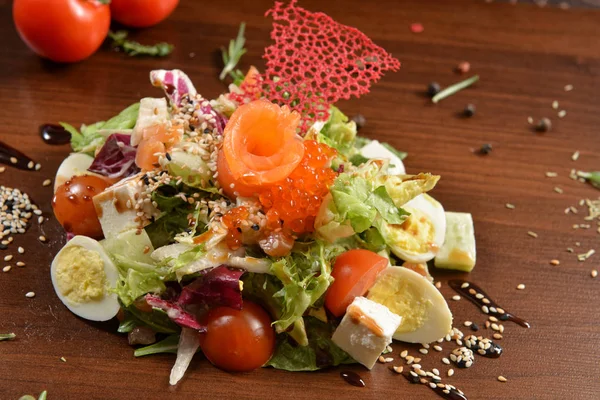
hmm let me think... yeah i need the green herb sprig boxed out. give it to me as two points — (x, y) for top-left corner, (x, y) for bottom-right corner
(432, 75), (480, 104)
(220, 23), (247, 82)
(109, 31), (173, 57)
(18, 391), (47, 400)
(577, 171), (600, 189)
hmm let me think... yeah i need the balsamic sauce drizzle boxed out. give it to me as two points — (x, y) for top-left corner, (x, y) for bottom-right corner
(0, 141), (36, 170)
(340, 370), (365, 387)
(40, 124), (70, 145)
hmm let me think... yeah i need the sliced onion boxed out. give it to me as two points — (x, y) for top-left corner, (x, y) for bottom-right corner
(169, 328), (201, 386)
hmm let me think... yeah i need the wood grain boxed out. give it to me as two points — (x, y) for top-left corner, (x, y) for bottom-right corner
(1, 1), (599, 399)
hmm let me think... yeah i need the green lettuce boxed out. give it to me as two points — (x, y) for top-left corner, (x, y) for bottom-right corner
(61, 102), (139, 155)
(134, 335), (180, 357)
(266, 317), (356, 371)
(318, 106), (357, 157)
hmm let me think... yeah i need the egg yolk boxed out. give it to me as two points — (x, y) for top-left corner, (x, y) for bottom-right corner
(55, 246), (106, 304)
(388, 208), (436, 254)
(367, 276), (432, 334)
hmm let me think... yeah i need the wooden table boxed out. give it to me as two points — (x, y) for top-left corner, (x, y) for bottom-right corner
(1, 1), (599, 399)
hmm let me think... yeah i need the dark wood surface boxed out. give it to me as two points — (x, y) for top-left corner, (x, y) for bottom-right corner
(1, 0), (599, 399)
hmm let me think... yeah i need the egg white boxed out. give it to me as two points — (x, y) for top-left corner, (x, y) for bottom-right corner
(54, 153), (101, 192)
(359, 140), (406, 175)
(384, 193), (446, 263)
(367, 266), (452, 344)
(51, 236), (120, 321)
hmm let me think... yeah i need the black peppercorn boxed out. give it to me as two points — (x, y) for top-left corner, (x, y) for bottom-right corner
(427, 82), (441, 97)
(464, 104), (476, 117)
(536, 118), (551, 132)
(351, 114), (366, 130)
(479, 143), (492, 155)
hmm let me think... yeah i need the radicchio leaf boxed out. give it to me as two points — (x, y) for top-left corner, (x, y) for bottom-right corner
(88, 133), (139, 179)
(150, 69), (197, 106)
(193, 103), (228, 135)
(145, 294), (205, 332)
(178, 265), (244, 310)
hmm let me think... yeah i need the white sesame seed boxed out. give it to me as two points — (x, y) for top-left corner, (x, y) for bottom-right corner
(493, 333), (503, 340)
(0, 167), (5, 173)
(38, 216), (44, 224)
(497, 376), (507, 382)
(60, 357), (67, 362)
(17, 247), (24, 254)
(412, 364), (422, 370)
(482, 305), (490, 314)
(10, 157), (17, 164)
(434, 345), (443, 352)
(527, 231), (538, 238)
(42, 179), (52, 187)
(552, 100), (559, 109)
(558, 110), (567, 118)
(378, 356), (386, 363)
(550, 259), (560, 266)
(392, 365), (403, 374)
(564, 84), (573, 91)
(505, 203), (515, 209)
(527, 116), (533, 124)
(16, 261), (25, 267)
(464, 321), (472, 327)
(591, 270), (598, 278)
(448, 369), (454, 377)
(25, 291), (35, 298)
(554, 186), (564, 194)
(419, 348), (428, 355)
(39, 235), (46, 242)
(571, 151), (580, 161)
(432, 368), (440, 376)
(461, 282), (469, 289)
(452, 295), (461, 301)
(517, 284), (525, 290)
(442, 357), (450, 365)
(3, 266), (11, 272)
(35, 163), (41, 171)
(435, 281), (442, 289)
(545, 171), (558, 177)
(400, 350), (408, 358)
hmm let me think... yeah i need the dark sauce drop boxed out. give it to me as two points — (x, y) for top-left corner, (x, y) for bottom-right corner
(449, 280), (531, 328)
(340, 371), (365, 387)
(40, 124), (70, 145)
(402, 373), (467, 400)
(0, 141), (36, 170)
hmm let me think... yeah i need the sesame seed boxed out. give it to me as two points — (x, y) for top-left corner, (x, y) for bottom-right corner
(0, 167), (4, 173)
(17, 247), (24, 254)
(497, 376), (507, 382)
(16, 261), (24, 267)
(558, 110), (567, 118)
(554, 187), (564, 194)
(60, 357), (67, 362)
(564, 84), (573, 91)
(3, 266), (11, 272)
(378, 356), (386, 363)
(412, 364), (422, 370)
(434, 345), (443, 352)
(42, 179), (52, 187)
(527, 116), (533, 124)
(527, 231), (538, 238)
(552, 100), (559, 109)
(10, 157), (17, 164)
(39, 235), (46, 242)
(35, 163), (41, 171)
(25, 291), (35, 298)
(448, 369), (454, 377)
(400, 350), (408, 358)
(392, 365), (403, 374)
(4, 255), (13, 261)
(505, 203), (515, 209)
(413, 357), (421, 363)
(38, 216), (44, 224)
(461, 282), (469, 289)
(406, 355), (414, 364)
(491, 323), (500, 331)
(545, 171), (558, 178)
(464, 321), (472, 327)
(572, 151), (580, 161)
(482, 305), (490, 314)
(475, 293), (484, 299)
(452, 295), (461, 301)
(419, 348), (428, 355)
(550, 259), (560, 266)
(384, 357), (394, 363)
(517, 284), (525, 290)
(432, 368), (440, 376)
(485, 321), (491, 328)
(442, 358), (450, 365)
(591, 270), (598, 278)
(435, 281), (441, 289)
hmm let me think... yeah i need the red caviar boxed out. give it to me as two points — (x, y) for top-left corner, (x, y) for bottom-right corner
(259, 140), (337, 235)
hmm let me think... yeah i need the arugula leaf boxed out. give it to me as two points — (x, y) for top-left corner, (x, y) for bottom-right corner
(266, 317), (356, 371)
(117, 316), (138, 333)
(0, 333), (15, 341)
(220, 23), (247, 81)
(109, 31), (173, 57)
(134, 334), (180, 357)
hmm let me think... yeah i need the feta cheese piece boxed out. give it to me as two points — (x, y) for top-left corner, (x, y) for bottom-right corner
(360, 140), (406, 175)
(93, 173), (158, 238)
(131, 97), (169, 146)
(332, 296), (402, 369)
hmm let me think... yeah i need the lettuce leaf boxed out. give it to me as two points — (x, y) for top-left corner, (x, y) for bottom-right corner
(266, 317), (356, 371)
(319, 106), (357, 157)
(60, 102), (139, 155)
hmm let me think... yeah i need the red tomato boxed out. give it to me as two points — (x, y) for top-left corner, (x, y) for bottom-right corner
(325, 249), (389, 317)
(52, 175), (109, 238)
(13, 0), (110, 63)
(110, 0), (179, 28)
(199, 301), (275, 372)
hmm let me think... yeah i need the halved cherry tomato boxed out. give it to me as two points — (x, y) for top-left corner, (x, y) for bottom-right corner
(325, 249), (389, 317)
(199, 301), (275, 372)
(217, 99), (304, 198)
(110, 0), (179, 28)
(13, 0), (110, 63)
(52, 175), (109, 238)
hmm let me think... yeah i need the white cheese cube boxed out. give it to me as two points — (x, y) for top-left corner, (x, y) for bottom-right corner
(93, 173), (158, 238)
(360, 140), (406, 175)
(332, 296), (402, 369)
(131, 97), (169, 146)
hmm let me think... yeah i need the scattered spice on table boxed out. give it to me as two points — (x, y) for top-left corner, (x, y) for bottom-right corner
(477, 143), (492, 155)
(427, 82), (441, 97)
(410, 23), (424, 33)
(456, 61), (471, 74)
(464, 104), (476, 117)
(535, 118), (551, 132)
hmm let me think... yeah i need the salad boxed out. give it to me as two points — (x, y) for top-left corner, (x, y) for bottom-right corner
(49, 1), (476, 386)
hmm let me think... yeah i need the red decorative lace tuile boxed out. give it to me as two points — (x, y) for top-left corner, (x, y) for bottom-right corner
(231, 0), (400, 132)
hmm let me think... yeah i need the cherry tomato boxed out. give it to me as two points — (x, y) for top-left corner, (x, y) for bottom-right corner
(325, 249), (389, 317)
(110, 0), (179, 28)
(199, 301), (275, 372)
(52, 175), (109, 238)
(13, 0), (110, 63)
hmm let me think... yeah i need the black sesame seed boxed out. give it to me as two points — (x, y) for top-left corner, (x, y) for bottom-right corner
(351, 114), (366, 130)
(0, 243), (7, 250)
(251, 224), (260, 231)
(470, 323), (479, 332)
(165, 153), (172, 161)
(427, 82), (441, 97)
(236, 227), (242, 233)
(536, 117), (552, 132)
(204, 128), (211, 134)
(478, 143), (493, 155)
(464, 104), (476, 117)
